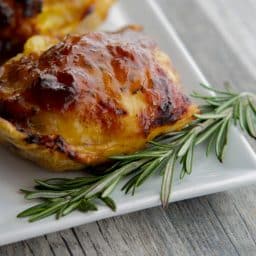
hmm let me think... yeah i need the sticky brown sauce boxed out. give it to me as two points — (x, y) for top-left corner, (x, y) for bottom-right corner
(0, 27), (191, 136)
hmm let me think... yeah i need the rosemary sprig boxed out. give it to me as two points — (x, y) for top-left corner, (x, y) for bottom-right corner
(18, 84), (256, 222)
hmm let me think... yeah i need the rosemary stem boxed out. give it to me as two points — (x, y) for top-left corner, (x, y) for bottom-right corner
(18, 85), (256, 221)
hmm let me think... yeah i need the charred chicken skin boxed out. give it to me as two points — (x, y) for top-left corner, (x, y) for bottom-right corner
(0, 0), (115, 61)
(0, 26), (197, 171)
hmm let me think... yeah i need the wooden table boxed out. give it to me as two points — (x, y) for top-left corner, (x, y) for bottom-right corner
(1, 1), (256, 255)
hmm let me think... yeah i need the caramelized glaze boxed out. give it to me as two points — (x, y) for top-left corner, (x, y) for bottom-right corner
(0, 27), (189, 134)
(0, 26), (197, 170)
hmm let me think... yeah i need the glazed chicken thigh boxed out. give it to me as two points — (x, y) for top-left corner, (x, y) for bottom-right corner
(0, 26), (197, 171)
(0, 0), (115, 61)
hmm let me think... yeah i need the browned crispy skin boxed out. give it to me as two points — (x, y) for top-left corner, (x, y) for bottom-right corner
(0, 27), (197, 171)
(0, 0), (114, 62)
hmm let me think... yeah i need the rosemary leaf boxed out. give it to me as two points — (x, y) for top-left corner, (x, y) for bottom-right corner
(177, 133), (195, 157)
(185, 136), (196, 174)
(135, 158), (162, 187)
(62, 201), (81, 216)
(194, 113), (227, 120)
(249, 99), (256, 114)
(101, 176), (122, 198)
(161, 153), (177, 207)
(215, 117), (229, 162)
(215, 96), (238, 113)
(17, 202), (51, 218)
(29, 201), (67, 222)
(196, 120), (222, 145)
(239, 100), (247, 131)
(100, 197), (116, 211)
(246, 106), (256, 138)
(25, 190), (71, 200)
(206, 132), (217, 157)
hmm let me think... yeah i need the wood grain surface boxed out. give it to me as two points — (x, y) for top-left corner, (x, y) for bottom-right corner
(1, 0), (256, 255)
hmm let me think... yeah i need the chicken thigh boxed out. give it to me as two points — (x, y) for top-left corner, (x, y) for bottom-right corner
(0, 26), (197, 171)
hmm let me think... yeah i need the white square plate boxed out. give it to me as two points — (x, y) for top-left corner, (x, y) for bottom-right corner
(1, 0), (256, 246)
